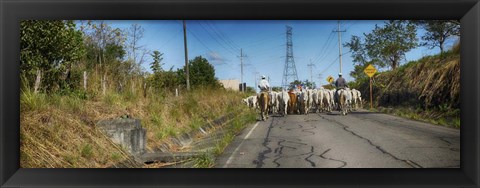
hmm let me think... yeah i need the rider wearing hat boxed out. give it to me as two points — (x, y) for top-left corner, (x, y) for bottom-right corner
(334, 73), (348, 110)
(257, 75), (271, 121)
(335, 73), (347, 90)
(258, 75), (270, 92)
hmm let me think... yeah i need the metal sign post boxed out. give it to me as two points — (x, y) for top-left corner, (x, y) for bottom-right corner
(364, 64), (377, 109)
(370, 77), (373, 109)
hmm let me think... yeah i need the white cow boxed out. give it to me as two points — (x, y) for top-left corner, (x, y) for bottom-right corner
(350, 89), (362, 109)
(268, 91), (279, 114)
(311, 89), (319, 113)
(297, 90), (309, 115)
(344, 88), (353, 112)
(317, 88), (328, 112)
(277, 90), (290, 116)
(242, 98), (249, 106)
(350, 88), (359, 110)
(355, 89), (363, 109)
(329, 89), (336, 111)
(306, 89), (315, 114)
(243, 95), (258, 109)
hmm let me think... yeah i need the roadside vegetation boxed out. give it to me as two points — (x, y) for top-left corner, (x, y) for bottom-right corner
(349, 43), (460, 128)
(20, 20), (256, 168)
(191, 108), (257, 168)
(344, 20), (460, 129)
(19, 19), (461, 168)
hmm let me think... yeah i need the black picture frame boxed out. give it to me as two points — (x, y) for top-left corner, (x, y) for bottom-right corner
(1, 0), (479, 187)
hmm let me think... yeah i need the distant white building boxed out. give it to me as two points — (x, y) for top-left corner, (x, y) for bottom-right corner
(219, 79), (240, 91)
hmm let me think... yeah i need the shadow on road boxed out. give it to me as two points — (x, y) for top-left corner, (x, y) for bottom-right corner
(325, 111), (383, 116)
(256, 110), (382, 119)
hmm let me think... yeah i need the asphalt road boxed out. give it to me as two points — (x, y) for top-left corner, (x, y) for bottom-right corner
(215, 110), (460, 168)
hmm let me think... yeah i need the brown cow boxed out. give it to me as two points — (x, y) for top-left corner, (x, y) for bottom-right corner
(287, 90), (297, 114)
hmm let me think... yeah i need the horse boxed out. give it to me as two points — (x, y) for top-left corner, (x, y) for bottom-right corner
(337, 89), (348, 116)
(258, 91), (269, 121)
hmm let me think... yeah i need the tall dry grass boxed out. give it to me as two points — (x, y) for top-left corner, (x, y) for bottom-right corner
(356, 43), (460, 128)
(20, 71), (251, 167)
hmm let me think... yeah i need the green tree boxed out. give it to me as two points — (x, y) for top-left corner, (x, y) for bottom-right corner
(80, 21), (126, 69)
(345, 20), (418, 70)
(349, 63), (370, 80)
(20, 20), (85, 92)
(271, 86), (283, 92)
(246, 86), (256, 94)
(413, 20), (460, 53)
(147, 66), (180, 93)
(104, 43), (126, 62)
(150, 50), (164, 74)
(177, 56), (219, 88)
(127, 24), (146, 65)
(289, 80), (302, 90)
(302, 79), (316, 89)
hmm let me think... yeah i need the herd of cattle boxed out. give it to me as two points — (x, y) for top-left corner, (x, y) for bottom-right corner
(242, 88), (363, 117)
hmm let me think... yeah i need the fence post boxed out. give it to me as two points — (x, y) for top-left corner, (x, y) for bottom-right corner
(143, 82), (147, 98)
(102, 74), (107, 95)
(83, 71), (88, 91)
(34, 69), (42, 94)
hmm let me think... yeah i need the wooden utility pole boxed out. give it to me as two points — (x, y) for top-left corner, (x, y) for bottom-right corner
(240, 49), (243, 92)
(238, 49), (247, 92)
(333, 20), (346, 74)
(183, 20), (190, 91)
(254, 71), (259, 93)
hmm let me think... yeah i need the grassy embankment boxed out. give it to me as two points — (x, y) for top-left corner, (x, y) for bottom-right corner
(20, 78), (257, 168)
(352, 44), (460, 128)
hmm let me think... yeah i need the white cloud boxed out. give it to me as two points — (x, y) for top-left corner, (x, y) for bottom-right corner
(207, 51), (228, 65)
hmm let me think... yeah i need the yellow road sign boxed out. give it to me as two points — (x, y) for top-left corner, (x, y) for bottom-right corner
(364, 64), (377, 77)
(327, 76), (334, 83)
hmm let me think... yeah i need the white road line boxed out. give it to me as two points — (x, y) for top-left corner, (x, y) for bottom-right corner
(223, 122), (260, 167)
(244, 122), (259, 139)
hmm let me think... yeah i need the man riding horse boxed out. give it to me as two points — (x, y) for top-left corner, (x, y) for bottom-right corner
(258, 75), (270, 121)
(334, 73), (348, 111)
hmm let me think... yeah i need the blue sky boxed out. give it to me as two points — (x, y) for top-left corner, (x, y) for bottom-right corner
(99, 20), (458, 91)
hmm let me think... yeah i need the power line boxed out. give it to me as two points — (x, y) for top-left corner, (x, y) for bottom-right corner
(197, 22), (238, 56)
(240, 33), (285, 48)
(185, 26), (215, 53)
(321, 51), (351, 75)
(202, 21), (241, 53)
(181, 22), (239, 72)
(345, 20), (359, 32)
(312, 32), (335, 63)
(311, 25), (338, 64)
(207, 21), (242, 50)
(316, 41), (339, 65)
(205, 21), (242, 51)
(157, 30), (182, 49)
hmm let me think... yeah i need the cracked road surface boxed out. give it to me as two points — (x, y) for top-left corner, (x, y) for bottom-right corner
(215, 110), (460, 168)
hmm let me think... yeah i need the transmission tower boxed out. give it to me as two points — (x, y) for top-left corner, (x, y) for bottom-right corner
(282, 26), (299, 89)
